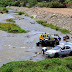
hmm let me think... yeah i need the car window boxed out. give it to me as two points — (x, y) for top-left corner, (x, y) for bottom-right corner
(41, 35), (42, 37)
(44, 35), (46, 37)
(43, 35), (44, 37)
(65, 46), (70, 49)
(47, 35), (48, 37)
(61, 47), (65, 50)
(52, 46), (61, 50)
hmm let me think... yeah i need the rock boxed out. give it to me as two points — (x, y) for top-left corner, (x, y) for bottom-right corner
(35, 52), (37, 54)
(33, 54), (37, 57)
(71, 16), (72, 18)
(21, 47), (25, 49)
(30, 57), (32, 60)
(30, 22), (35, 24)
(12, 46), (16, 48)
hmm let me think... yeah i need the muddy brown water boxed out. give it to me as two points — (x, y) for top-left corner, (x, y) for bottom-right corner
(0, 10), (70, 67)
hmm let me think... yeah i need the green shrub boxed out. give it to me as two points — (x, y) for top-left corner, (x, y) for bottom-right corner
(30, 16), (34, 19)
(36, 20), (70, 34)
(38, 2), (50, 7)
(18, 12), (24, 15)
(6, 19), (15, 23)
(0, 23), (27, 33)
(36, 20), (47, 24)
(38, 2), (66, 8)
(28, 0), (37, 7)
(51, 2), (66, 8)
(18, 11), (29, 16)
(59, 29), (70, 34)
(0, 7), (8, 13)
(14, 1), (20, 6)
(1, 57), (72, 72)
(6, 8), (12, 10)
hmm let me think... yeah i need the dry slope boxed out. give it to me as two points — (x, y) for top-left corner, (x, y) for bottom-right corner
(8, 7), (72, 34)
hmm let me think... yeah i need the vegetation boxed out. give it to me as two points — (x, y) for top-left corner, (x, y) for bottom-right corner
(0, 7), (8, 14)
(6, 8), (12, 10)
(18, 11), (29, 16)
(30, 16), (34, 19)
(18, 11), (24, 15)
(36, 20), (70, 34)
(38, 1), (66, 8)
(0, 23), (27, 33)
(0, 0), (72, 8)
(6, 18), (15, 23)
(0, 57), (72, 72)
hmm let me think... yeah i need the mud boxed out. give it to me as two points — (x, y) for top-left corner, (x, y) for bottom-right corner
(0, 10), (71, 67)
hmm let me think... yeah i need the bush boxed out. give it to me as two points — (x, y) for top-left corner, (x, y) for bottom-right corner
(18, 11), (29, 16)
(36, 20), (70, 34)
(59, 29), (70, 34)
(28, 0), (37, 7)
(0, 7), (8, 13)
(18, 12), (24, 15)
(38, 1), (66, 8)
(14, 1), (20, 6)
(30, 16), (34, 19)
(6, 19), (15, 23)
(36, 20), (47, 24)
(1, 57), (72, 72)
(0, 23), (27, 33)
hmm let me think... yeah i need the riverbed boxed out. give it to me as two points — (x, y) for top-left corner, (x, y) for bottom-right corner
(0, 10), (70, 67)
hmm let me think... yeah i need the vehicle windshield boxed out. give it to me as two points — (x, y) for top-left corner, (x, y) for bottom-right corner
(52, 46), (61, 50)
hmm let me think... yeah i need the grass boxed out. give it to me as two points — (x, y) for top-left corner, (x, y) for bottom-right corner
(0, 23), (27, 33)
(36, 20), (70, 34)
(6, 18), (15, 23)
(6, 8), (12, 10)
(0, 7), (8, 14)
(30, 16), (34, 19)
(1, 57), (72, 72)
(18, 11), (29, 16)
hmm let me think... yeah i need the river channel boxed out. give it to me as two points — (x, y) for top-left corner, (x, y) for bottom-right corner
(0, 10), (69, 66)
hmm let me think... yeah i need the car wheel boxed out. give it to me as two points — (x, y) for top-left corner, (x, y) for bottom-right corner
(39, 43), (42, 47)
(54, 44), (56, 47)
(69, 51), (72, 56)
(36, 42), (40, 46)
(54, 53), (59, 58)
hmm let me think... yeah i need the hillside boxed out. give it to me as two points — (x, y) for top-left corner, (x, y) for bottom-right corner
(0, 57), (72, 72)
(9, 6), (72, 34)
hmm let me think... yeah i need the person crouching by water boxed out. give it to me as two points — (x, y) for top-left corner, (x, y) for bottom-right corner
(42, 47), (47, 54)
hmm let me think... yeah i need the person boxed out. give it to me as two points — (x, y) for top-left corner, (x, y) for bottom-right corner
(58, 36), (61, 41)
(42, 47), (47, 54)
(45, 32), (46, 34)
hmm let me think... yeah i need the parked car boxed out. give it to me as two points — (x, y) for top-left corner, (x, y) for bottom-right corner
(37, 35), (60, 47)
(51, 35), (61, 45)
(45, 44), (72, 57)
(36, 37), (56, 47)
(39, 33), (50, 40)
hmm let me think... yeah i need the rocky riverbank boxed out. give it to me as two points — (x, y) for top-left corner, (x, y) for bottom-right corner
(8, 6), (72, 34)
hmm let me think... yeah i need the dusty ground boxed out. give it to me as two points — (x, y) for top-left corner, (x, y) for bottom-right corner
(8, 7), (72, 34)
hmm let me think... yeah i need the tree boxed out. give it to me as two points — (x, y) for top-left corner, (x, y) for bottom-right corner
(23, 0), (28, 7)
(59, 0), (65, 3)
